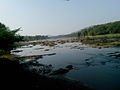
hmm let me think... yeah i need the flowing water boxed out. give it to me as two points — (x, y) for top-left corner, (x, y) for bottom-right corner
(12, 42), (120, 90)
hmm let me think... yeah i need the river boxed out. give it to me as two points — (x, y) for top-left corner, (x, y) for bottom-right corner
(12, 42), (120, 90)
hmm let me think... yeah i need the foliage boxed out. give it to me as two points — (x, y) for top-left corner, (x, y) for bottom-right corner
(63, 21), (120, 47)
(57, 21), (120, 38)
(78, 21), (120, 37)
(79, 34), (120, 47)
(0, 22), (23, 53)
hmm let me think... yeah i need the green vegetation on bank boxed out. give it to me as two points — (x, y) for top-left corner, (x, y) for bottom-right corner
(79, 34), (120, 47)
(78, 21), (120, 47)
(57, 21), (120, 47)
(78, 21), (120, 37)
(53, 21), (120, 40)
(74, 21), (120, 47)
(0, 22), (23, 54)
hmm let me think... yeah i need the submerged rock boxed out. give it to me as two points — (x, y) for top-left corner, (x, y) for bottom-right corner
(114, 54), (120, 58)
(25, 60), (44, 66)
(108, 52), (120, 58)
(11, 50), (23, 53)
(114, 51), (120, 53)
(50, 68), (70, 75)
(65, 65), (73, 70)
(44, 53), (56, 56)
(100, 61), (106, 65)
(85, 59), (90, 61)
(50, 65), (73, 75)
(85, 62), (92, 66)
(34, 48), (44, 50)
(48, 64), (52, 67)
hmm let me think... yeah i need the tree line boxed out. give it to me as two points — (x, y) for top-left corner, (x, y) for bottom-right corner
(78, 21), (120, 37)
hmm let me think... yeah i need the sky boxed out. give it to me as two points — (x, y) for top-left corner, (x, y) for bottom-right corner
(0, 0), (120, 36)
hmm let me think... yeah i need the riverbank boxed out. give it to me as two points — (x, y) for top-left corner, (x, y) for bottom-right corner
(17, 34), (120, 49)
(0, 58), (95, 90)
(78, 34), (120, 48)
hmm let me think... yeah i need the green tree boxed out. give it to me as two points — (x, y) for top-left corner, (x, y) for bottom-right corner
(0, 22), (23, 54)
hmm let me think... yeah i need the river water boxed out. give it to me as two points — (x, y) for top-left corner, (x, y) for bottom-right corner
(12, 42), (120, 90)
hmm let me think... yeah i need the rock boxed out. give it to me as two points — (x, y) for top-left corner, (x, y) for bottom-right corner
(27, 61), (44, 66)
(42, 66), (53, 74)
(85, 62), (91, 66)
(70, 46), (78, 49)
(50, 65), (73, 75)
(44, 49), (50, 51)
(115, 51), (119, 53)
(108, 53), (120, 58)
(85, 59), (90, 61)
(44, 53), (56, 56)
(108, 52), (114, 54)
(26, 44), (34, 47)
(98, 47), (102, 49)
(34, 48), (44, 50)
(65, 65), (73, 70)
(70, 46), (85, 50)
(49, 64), (52, 67)
(34, 55), (43, 60)
(115, 54), (120, 58)
(80, 48), (84, 50)
(100, 61), (106, 65)
(12, 50), (23, 53)
(50, 68), (69, 75)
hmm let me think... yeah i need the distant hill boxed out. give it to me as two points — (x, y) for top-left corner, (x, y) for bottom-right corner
(78, 21), (120, 37)
(51, 21), (120, 39)
(24, 35), (49, 41)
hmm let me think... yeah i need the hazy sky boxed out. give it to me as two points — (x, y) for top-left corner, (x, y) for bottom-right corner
(0, 0), (120, 35)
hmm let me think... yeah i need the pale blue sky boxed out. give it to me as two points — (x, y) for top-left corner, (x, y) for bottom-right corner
(0, 0), (120, 35)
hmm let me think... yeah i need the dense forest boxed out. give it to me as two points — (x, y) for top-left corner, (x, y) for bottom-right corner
(78, 21), (120, 37)
(0, 22), (23, 54)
